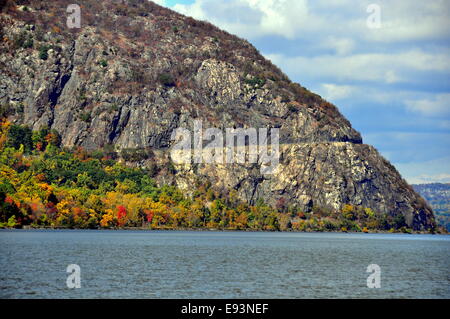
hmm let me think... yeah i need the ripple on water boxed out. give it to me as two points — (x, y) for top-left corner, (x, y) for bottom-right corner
(0, 230), (449, 298)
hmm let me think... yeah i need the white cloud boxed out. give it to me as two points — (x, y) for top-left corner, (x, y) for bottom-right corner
(407, 174), (450, 184)
(171, 0), (450, 43)
(320, 83), (356, 101)
(405, 94), (450, 116)
(173, 0), (205, 19)
(173, 0), (321, 39)
(321, 37), (355, 55)
(363, 1), (450, 43)
(395, 156), (450, 184)
(149, 0), (165, 5)
(265, 49), (450, 84)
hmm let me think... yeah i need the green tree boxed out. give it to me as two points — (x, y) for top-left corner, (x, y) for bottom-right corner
(6, 124), (33, 153)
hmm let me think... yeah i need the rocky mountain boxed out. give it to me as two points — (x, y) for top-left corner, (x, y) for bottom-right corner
(0, 0), (435, 230)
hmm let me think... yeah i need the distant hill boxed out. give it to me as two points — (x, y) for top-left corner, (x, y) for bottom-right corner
(413, 183), (450, 231)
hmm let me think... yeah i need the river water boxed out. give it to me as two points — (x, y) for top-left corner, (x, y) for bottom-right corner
(0, 230), (449, 298)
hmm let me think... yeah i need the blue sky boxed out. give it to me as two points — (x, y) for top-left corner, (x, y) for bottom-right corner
(152, 0), (450, 184)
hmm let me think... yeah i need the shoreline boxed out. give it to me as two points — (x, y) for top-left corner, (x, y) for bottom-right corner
(3, 225), (446, 235)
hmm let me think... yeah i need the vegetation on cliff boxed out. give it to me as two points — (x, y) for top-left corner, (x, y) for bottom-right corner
(1, 121), (440, 233)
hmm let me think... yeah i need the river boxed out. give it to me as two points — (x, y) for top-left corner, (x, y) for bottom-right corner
(0, 230), (448, 298)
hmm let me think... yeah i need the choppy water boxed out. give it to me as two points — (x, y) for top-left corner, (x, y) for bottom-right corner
(0, 230), (449, 298)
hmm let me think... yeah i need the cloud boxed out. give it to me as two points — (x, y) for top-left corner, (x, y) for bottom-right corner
(320, 83), (356, 101)
(362, 1), (450, 43)
(172, 0), (450, 43)
(408, 173), (450, 184)
(149, 0), (165, 5)
(173, 0), (323, 39)
(265, 49), (450, 84)
(394, 156), (450, 184)
(405, 94), (450, 116)
(364, 131), (450, 165)
(321, 36), (355, 55)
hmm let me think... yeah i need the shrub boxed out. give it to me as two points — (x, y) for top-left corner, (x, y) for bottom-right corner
(129, 66), (144, 83)
(31, 127), (61, 151)
(78, 87), (87, 102)
(22, 38), (34, 49)
(121, 148), (153, 162)
(287, 103), (299, 113)
(14, 32), (33, 49)
(244, 76), (265, 88)
(158, 73), (175, 87)
(109, 104), (119, 112)
(38, 45), (50, 60)
(400, 226), (412, 234)
(99, 59), (108, 68)
(90, 150), (104, 160)
(393, 214), (407, 229)
(80, 112), (91, 122)
(323, 218), (339, 231)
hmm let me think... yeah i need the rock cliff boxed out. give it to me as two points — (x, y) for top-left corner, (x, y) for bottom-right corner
(0, 0), (435, 229)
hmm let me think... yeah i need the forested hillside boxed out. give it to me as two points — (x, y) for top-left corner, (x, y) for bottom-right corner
(1, 121), (436, 233)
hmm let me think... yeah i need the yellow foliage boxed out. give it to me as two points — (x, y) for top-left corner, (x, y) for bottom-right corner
(104, 166), (114, 174)
(100, 210), (114, 228)
(342, 204), (354, 214)
(0, 164), (20, 187)
(364, 208), (375, 218)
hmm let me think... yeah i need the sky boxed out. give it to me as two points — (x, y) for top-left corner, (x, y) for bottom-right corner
(150, 0), (450, 184)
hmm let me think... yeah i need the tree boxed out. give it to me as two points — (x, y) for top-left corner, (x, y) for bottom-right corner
(341, 204), (357, 221)
(6, 125), (33, 153)
(117, 205), (127, 227)
(100, 210), (114, 228)
(393, 214), (407, 229)
(76, 172), (95, 189)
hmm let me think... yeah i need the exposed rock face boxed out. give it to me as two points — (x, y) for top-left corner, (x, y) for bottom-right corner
(0, 0), (435, 230)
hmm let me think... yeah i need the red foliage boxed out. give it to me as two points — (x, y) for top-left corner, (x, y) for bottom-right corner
(45, 202), (57, 219)
(4, 196), (14, 205)
(72, 207), (83, 217)
(35, 142), (44, 151)
(117, 205), (127, 226)
(145, 209), (154, 223)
